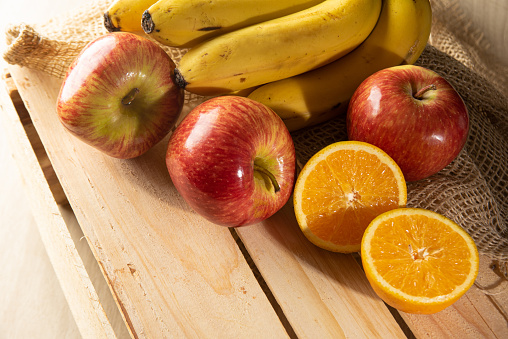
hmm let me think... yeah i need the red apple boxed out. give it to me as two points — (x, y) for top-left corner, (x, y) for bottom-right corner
(347, 65), (469, 182)
(56, 32), (184, 159)
(166, 96), (296, 227)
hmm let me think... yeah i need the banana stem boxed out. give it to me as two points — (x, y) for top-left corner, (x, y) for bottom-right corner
(253, 164), (280, 193)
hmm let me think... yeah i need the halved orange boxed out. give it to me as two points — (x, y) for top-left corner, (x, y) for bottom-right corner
(361, 208), (479, 314)
(293, 141), (407, 253)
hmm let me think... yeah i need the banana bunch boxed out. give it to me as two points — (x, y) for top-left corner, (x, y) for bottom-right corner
(175, 0), (382, 96)
(248, 0), (433, 131)
(103, 0), (432, 132)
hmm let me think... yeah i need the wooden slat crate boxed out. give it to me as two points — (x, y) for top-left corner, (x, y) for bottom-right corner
(1, 60), (507, 338)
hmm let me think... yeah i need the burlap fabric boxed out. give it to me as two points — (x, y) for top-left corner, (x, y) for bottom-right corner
(3, 0), (507, 274)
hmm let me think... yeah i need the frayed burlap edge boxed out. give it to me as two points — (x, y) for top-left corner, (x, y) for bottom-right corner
(2, 0), (205, 105)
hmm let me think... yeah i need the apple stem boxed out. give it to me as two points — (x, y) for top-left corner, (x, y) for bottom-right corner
(413, 84), (437, 100)
(253, 164), (280, 193)
(122, 88), (140, 105)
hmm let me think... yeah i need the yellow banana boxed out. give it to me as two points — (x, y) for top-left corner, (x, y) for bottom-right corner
(175, 0), (382, 96)
(142, 0), (326, 48)
(248, 0), (432, 132)
(104, 0), (158, 32)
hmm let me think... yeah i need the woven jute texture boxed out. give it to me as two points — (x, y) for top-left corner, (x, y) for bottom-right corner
(2, 0), (507, 274)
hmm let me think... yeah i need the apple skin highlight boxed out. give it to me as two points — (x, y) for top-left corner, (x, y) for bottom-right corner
(166, 96), (296, 227)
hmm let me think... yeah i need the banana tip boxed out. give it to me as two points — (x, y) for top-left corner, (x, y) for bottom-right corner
(174, 69), (187, 89)
(103, 12), (120, 33)
(141, 10), (155, 34)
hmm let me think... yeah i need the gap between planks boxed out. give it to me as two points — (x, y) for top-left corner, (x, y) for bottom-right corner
(3, 72), (67, 205)
(3, 71), (131, 338)
(229, 227), (299, 338)
(229, 227), (418, 339)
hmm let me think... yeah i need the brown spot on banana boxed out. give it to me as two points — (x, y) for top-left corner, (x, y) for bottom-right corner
(403, 39), (421, 64)
(198, 26), (223, 32)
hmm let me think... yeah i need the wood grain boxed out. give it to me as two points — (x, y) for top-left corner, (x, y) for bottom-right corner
(7, 66), (290, 338)
(236, 205), (407, 338)
(7, 64), (507, 338)
(4, 57), (417, 337)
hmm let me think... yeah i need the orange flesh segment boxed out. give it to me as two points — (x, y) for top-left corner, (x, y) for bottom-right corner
(301, 149), (403, 247)
(369, 214), (474, 298)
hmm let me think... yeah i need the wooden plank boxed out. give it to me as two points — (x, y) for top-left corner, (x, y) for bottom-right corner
(0, 73), (116, 338)
(7, 65), (290, 338)
(5, 63), (409, 338)
(236, 204), (407, 338)
(238, 202), (508, 339)
(8, 58), (508, 339)
(3, 73), (68, 204)
(4, 63), (411, 338)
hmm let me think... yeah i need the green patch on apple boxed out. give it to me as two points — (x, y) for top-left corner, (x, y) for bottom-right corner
(56, 32), (184, 159)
